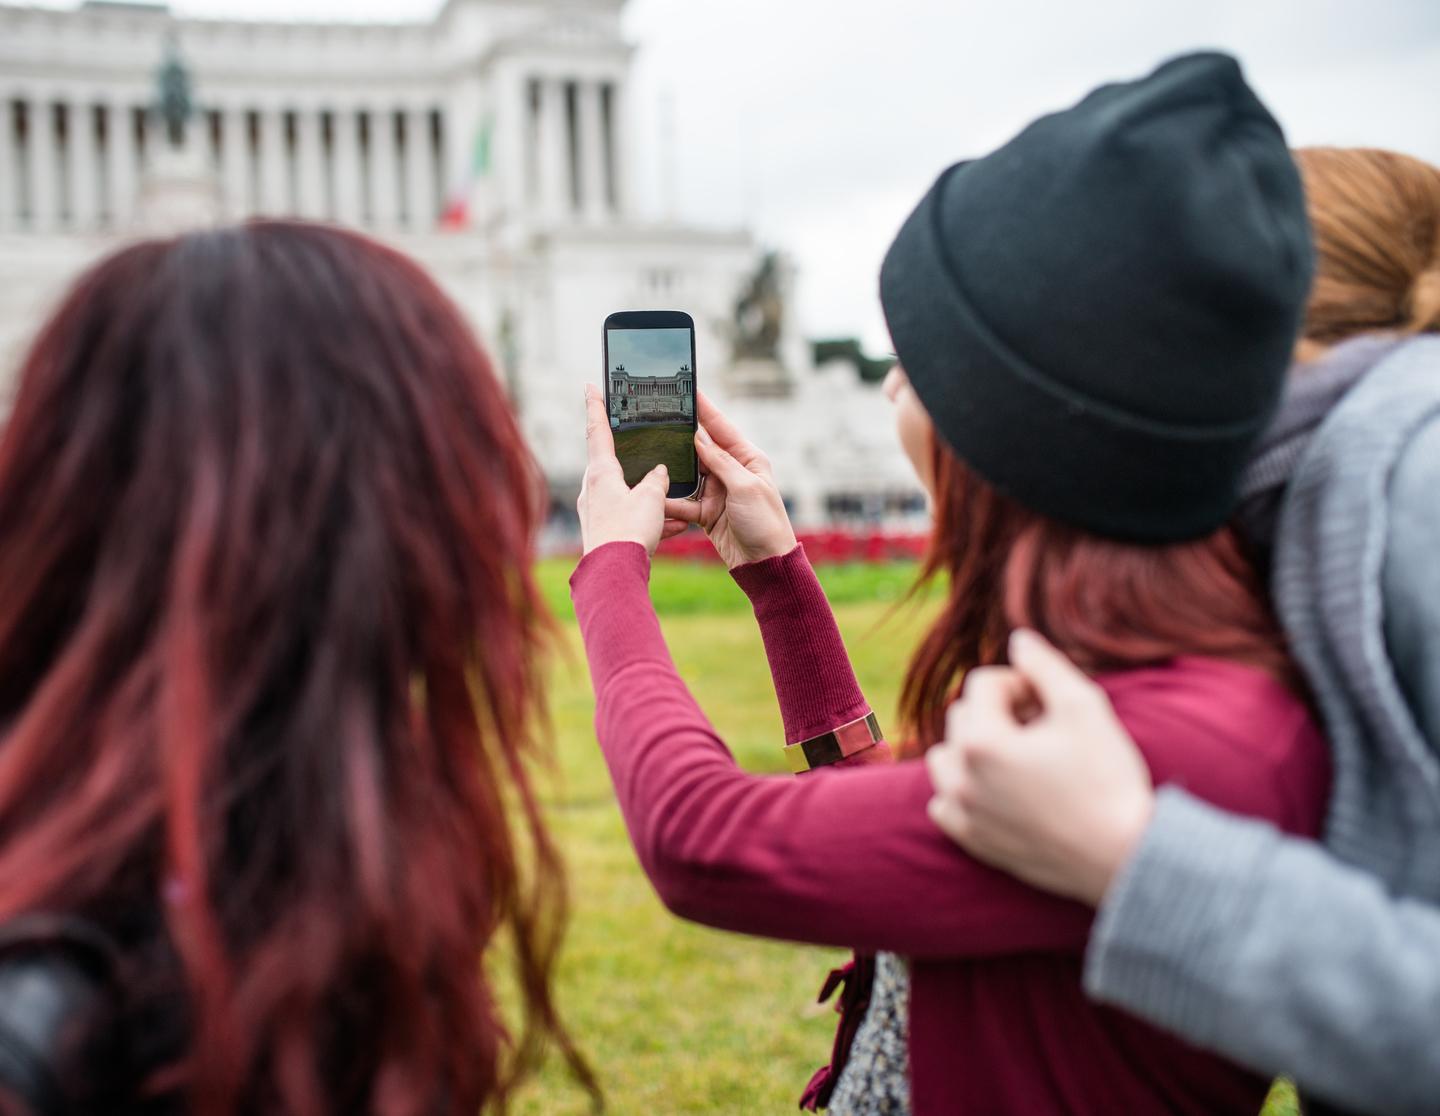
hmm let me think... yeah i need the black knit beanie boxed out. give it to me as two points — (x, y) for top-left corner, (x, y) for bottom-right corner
(879, 52), (1314, 542)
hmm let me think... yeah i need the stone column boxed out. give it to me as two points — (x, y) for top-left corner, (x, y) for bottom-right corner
(257, 106), (288, 214)
(368, 106), (400, 228)
(491, 65), (526, 220)
(607, 79), (631, 217)
(0, 99), (13, 232)
(536, 77), (568, 223)
(104, 99), (137, 229)
(332, 106), (363, 226)
(137, 108), (157, 179)
(26, 97), (59, 233)
(404, 106), (435, 230)
(295, 108), (325, 219)
(578, 81), (606, 223)
(67, 100), (100, 231)
(220, 105), (250, 219)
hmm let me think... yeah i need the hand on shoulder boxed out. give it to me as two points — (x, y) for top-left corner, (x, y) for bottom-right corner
(925, 629), (1154, 907)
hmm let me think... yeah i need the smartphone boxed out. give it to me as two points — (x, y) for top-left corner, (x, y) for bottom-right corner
(602, 310), (700, 498)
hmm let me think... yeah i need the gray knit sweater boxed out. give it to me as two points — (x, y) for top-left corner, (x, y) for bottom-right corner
(1085, 335), (1440, 1116)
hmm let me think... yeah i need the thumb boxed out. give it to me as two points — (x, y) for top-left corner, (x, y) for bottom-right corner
(695, 426), (751, 487)
(1008, 629), (1095, 710)
(640, 463), (669, 496)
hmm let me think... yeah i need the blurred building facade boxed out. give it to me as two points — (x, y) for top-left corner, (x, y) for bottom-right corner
(0, 0), (923, 529)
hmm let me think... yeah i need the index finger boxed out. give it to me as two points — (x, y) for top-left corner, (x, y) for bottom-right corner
(1007, 629), (1099, 712)
(695, 391), (764, 468)
(948, 668), (1033, 739)
(584, 383), (618, 466)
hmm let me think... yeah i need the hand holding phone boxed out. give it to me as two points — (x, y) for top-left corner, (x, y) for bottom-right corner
(602, 311), (699, 498)
(578, 384), (671, 556)
(661, 393), (797, 570)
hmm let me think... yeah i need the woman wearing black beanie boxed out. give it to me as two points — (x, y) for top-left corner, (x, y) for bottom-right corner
(926, 146), (1440, 1116)
(571, 52), (1321, 1114)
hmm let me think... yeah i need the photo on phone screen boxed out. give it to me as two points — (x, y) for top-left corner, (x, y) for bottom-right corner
(603, 310), (699, 498)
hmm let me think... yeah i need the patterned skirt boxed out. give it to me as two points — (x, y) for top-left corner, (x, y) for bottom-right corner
(824, 951), (911, 1115)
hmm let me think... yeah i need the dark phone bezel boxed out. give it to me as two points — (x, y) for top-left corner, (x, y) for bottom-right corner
(602, 309), (700, 499)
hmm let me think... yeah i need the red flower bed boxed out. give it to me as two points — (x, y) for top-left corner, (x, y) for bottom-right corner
(657, 528), (930, 564)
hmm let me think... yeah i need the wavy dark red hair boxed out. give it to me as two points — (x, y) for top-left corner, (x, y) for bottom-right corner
(0, 222), (592, 1113)
(899, 444), (1298, 747)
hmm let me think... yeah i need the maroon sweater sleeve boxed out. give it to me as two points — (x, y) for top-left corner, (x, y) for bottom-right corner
(730, 545), (893, 766)
(571, 542), (1093, 958)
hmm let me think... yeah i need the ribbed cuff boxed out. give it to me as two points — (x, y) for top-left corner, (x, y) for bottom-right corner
(1083, 786), (1280, 1049)
(730, 545), (870, 744)
(729, 544), (830, 624)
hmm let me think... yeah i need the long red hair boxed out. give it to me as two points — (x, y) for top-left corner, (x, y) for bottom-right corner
(900, 444), (1297, 747)
(0, 223), (592, 1113)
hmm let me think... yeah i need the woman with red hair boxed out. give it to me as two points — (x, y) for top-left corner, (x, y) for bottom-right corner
(924, 146), (1440, 1116)
(573, 54), (1327, 1113)
(0, 222), (591, 1114)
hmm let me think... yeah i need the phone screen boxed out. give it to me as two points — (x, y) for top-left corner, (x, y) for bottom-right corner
(603, 311), (699, 498)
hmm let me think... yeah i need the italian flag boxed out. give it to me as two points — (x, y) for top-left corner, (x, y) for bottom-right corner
(441, 117), (492, 230)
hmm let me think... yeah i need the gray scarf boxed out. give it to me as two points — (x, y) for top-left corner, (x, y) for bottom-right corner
(1236, 334), (1405, 559)
(1268, 334), (1440, 892)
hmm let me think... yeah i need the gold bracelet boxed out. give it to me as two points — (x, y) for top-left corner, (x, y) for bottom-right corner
(783, 711), (884, 774)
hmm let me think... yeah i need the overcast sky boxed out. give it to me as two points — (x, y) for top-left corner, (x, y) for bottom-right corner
(606, 326), (691, 376)
(33, 0), (1440, 349)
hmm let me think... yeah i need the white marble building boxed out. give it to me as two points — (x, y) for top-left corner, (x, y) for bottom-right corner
(608, 362), (692, 421)
(0, 0), (923, 528)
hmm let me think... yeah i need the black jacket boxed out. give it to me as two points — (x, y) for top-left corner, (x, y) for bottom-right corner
(0, 916), (125, 1115)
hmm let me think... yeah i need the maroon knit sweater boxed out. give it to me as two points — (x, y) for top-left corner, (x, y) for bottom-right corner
(571, 541), (1331, 1115)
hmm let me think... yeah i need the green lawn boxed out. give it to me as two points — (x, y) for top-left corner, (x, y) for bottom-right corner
(613, 422), (697, 487)
(512, 556), (1301, 1115)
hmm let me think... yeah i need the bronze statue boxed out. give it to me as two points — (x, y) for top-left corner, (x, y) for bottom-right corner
(732, 251), (784, 362)
(155, 33), (193, 149)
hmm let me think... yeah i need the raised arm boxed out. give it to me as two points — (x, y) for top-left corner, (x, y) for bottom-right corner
(730, 546), (893, 771)
(572, 540), (1091, 959)
(661, 392), (892, 771)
